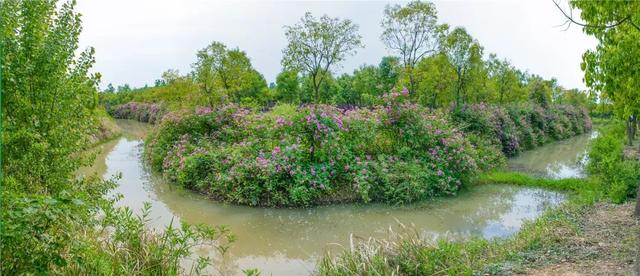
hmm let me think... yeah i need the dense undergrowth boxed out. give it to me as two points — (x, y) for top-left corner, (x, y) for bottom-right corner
(1, 1), (235, 274)
(144, 92), (591, 207)
(107, 102), (167, 124)
(452, 103), (592, 157)
(315, 120), (640, 275)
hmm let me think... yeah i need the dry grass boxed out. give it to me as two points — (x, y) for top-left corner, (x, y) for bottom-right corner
(525, 202), (639, 275)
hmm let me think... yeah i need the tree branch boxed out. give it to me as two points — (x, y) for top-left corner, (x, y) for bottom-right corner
(553, 0), (640, 32)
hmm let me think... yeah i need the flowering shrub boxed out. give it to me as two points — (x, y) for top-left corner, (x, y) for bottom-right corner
(146, 98), (481, 207)
(452, 103), (592, 157)
(107, 102), (166, 124)
(145, 95), (591, 207)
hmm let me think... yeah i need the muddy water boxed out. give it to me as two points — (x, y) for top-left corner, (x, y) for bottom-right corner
(81, 120), (568, 275)
(507, 131), (597, 179)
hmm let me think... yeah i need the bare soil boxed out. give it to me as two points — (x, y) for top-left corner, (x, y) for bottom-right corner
(525, 202), (639, 275)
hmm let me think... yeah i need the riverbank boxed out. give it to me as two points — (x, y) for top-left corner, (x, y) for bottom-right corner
(88, 108), (122, 146)
(522, 202), (638, 275)
(81, 119), (575, 275)
(315, 174), (639, 275)
(317, 120), (640, 275)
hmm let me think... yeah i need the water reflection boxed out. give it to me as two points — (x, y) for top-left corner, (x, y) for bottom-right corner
(507, 131), (597, 179)
(80, 120), (566, 275)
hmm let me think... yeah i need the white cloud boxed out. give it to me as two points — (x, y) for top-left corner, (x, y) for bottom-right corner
(77, 0), (596, 90)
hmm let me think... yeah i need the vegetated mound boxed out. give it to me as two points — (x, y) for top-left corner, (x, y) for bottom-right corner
(145, 102), (484, 207)
(145, 100), (591, 207)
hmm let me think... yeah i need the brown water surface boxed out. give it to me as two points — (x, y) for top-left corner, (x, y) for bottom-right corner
(507, 131), (597, 179)
(80, 119), (572, 275)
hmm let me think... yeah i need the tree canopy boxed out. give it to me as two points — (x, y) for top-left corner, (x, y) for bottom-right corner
(380, 0), (446, 94)
(193, 41), (267, 106)
(282, 12), (363, 103)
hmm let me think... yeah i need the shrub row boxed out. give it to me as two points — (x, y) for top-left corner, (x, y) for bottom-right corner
(107, 102), (166, 124)
(146, 99), (485, 207)
(452, 103), (592, 156)
(145, 99), (592, 207)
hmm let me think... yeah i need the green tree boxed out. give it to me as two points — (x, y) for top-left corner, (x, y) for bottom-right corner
(1, 0), (100, 194)
(193, 41), (267, 106)
(275, 70), (301, 103)
(567, 1), (640, 147)
(486, 54), (525, 104)
(445, 27), (483, 107)
(105, 83), (116, 93)
(380, 0), (446, 94)
(161, 68), (181, 85)
(0, 0), (106, 272)
(117, 83), (131, 92)
(378, 56), (400, 93)
(527, 75), (552, 108)
(413, 53), (456, 108)
(282, 12), (363, 104)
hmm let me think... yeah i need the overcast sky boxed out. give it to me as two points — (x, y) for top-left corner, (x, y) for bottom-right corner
(76, 0), (596, 90)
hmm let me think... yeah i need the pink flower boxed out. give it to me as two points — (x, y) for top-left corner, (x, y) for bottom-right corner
(271, 146), (281, 157)
(401, 87), (409, 96)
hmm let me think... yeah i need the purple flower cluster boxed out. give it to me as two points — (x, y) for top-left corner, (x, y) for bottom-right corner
(108, 102), (166, 124)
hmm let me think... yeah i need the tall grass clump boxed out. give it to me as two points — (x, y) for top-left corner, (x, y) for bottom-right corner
(146, 92), (484, 207)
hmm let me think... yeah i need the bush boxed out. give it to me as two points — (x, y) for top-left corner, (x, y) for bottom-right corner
(587, 121), (640, 203)
(107, 102), (166, 124)
(146, 98), (481, 207)
(452, 103), (592, 157)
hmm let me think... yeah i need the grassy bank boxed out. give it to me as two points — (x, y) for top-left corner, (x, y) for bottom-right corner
(88, 108), (122, 146)
(315, 172), (617, 275)
(316, 120), (640, 275)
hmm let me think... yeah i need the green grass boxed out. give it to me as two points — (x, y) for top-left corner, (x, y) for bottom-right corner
(316, 173), (601, 275)
(475, 171), (601, 194)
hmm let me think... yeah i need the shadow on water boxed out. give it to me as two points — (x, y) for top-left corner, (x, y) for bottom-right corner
(79, 119), (571, 275)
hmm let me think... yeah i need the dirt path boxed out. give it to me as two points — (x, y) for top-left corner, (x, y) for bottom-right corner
(526, 202), (639, 275)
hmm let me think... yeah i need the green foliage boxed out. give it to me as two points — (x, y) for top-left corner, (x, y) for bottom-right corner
(412, 53), (456, 108)
(66, 203), (235, 275)
(380, 1), (445, 94)
(146, 99), (481, 207)
(571, 1), (640, 143)
(587, 121), (640, 203)
(0, 1), (234, 274)
(100, 77), (206, 111)
(1, 0), (100, 194)
(275, 70), (301, 104)
(193, 41), (268, 106)
(282, 12), (363, 103)
(445, 27), (484, 107)
(452, 103), (592, 157)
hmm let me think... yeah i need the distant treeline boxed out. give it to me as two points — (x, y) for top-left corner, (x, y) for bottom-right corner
(100, 1), (609, 116)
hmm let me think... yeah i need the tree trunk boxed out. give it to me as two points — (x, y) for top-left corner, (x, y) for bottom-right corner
(628, 116), (635, 146)
(631, 115), (637, 140)
(635, 181), (640, 217)
(408, 71), (415, 96)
